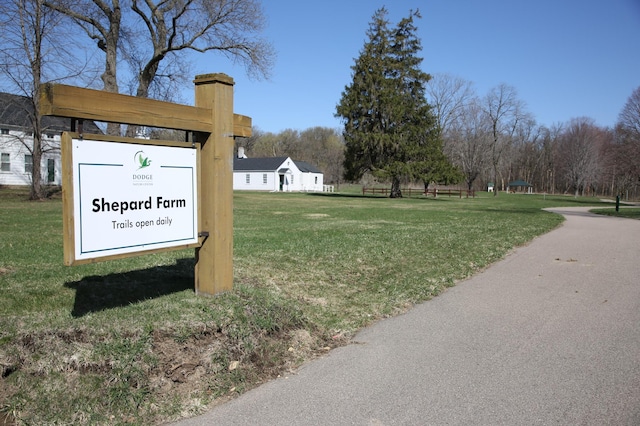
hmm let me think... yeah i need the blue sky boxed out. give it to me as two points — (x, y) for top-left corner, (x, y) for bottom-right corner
(185, 0), (640, 133)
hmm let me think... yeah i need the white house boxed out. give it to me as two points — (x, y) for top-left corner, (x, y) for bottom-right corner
(0, 92), (101, 187)
(233, 151), (324, 192)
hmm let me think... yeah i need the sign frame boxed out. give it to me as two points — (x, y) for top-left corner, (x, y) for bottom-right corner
(62, 132), (201, 265)
(43, 75), (242, 295)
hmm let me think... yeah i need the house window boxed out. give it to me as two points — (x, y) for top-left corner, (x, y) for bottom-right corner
(315, 177), (318, 184)
(263, 174), (267, 184)
(25, 154), (33, 173)
(290, 175), (294, 185)
(1, 128), (9, 135)
(1, 153), (10, 171)
(245, 174), (250, 184)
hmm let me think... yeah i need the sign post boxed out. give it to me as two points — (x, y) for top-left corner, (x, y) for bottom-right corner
(41, 73), (250, 296)
(194, 74), (235, 296)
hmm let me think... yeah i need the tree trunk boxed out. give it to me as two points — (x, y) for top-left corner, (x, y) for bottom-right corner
(29, 5), (45, 201)
(102, 3), (121, 136)
(29, 96), (45, 200)
(390, 177), (402, 198)
(30, 134), (44, 200)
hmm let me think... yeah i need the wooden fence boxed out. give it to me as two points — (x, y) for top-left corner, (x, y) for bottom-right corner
(362, 187), (475, 198)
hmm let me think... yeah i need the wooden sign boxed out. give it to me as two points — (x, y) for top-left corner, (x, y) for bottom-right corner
(41, 73), (250, 295)
(61, 134), (200, 265)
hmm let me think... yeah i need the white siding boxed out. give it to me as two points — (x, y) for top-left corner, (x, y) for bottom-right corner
(280, 159), (301, 192)
(299, 172), (324, 192)
(233, 170), (279, 191)
(0, 130), (61, 186)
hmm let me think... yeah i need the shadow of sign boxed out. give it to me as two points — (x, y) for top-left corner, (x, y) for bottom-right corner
(64, 258), (194, 317)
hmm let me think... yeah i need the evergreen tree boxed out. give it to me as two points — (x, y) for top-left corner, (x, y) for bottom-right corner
(336, 8), (453, 197)
(336, 8), (393, 186)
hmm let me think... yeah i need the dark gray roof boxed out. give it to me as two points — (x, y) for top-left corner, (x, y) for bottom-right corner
(233, 157), (289, 171)
(508, 180), (532, 187)
(233, 156), (323, 174)
(294, 160), (322, 174)
(0, 92), (102, 134)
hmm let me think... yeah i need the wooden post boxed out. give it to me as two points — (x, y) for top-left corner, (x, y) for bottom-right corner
(194, 73), (235, 295)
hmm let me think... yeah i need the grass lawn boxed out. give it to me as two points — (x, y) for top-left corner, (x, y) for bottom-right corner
(0, 186), (609, 425)
(591, 206), (640, 219)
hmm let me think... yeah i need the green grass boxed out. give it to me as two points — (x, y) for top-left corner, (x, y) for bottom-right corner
(590, 206), (640, 219)
(0, 186), (609, 425)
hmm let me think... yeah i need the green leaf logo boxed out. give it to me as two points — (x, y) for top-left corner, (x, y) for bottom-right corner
(134, 151), (152, 170)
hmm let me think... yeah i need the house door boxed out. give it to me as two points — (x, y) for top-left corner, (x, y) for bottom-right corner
(279, 174), (284, 191)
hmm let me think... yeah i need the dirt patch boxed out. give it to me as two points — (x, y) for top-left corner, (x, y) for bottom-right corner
(146, 326), (331, 412)
(0, 315), (338, 424)
(149, 328), (228, 395)
(0, 410), (16, 426)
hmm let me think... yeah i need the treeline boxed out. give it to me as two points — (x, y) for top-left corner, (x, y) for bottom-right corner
(236, 83), (639, 199)
(237, 127), (345, 184)
(431, 75), (640, 198)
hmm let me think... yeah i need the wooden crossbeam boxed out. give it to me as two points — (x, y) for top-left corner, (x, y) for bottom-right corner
(40, 83), (251, 137)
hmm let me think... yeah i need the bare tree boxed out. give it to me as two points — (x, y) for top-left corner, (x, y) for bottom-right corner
(1, 0), (88, 198)
(43, 0), (123, 134)
(618, 86), (640, 140)
(536, 123), (563, 194)
(508, 116), (543, 187)
(446, 99), (491, 191)
(299, 127), (344, 184)
(426, 73), (474, 138)
(248, 130), (288, 157)
(235, 126), (264, 156)
(557, 117), (604, 196)
(43, 0), (121, 92)
(45, 0), (274, 107)
(127, 0), (273, 101)
(609, 86), (640, 198)
(482, 83), (529, 194)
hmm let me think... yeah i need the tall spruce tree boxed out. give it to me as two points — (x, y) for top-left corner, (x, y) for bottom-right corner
(336, 8), (450, 197)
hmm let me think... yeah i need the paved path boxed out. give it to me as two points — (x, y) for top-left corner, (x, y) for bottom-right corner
(175, 207), (640, 426)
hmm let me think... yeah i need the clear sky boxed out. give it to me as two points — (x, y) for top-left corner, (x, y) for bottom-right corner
(185, 0), (640, 134)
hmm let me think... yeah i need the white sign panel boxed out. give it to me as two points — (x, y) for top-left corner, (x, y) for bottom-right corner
(70, 138), (198, 261)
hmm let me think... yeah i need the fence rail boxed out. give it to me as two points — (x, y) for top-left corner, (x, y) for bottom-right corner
(425, 188), (475, 198)
(362, 187), (475, 198)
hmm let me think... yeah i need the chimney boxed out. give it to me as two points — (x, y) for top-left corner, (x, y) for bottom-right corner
(237, 146), (247, 159)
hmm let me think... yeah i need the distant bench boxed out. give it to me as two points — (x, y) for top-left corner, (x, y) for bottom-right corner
(362, 187), (475, 198)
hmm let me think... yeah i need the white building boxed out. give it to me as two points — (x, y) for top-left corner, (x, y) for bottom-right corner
(0, 92), (101, 186)
(233, 152), (324, 192)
